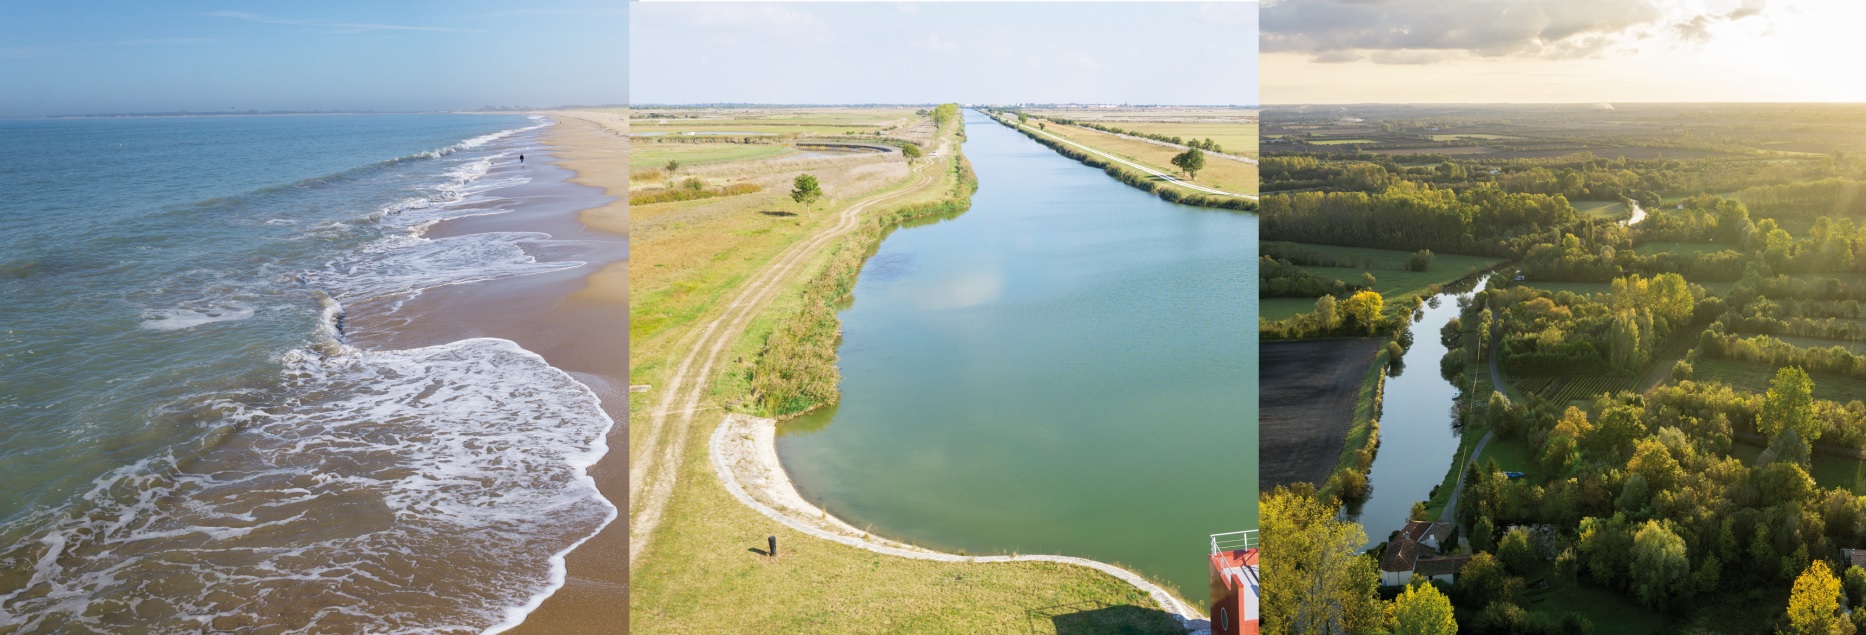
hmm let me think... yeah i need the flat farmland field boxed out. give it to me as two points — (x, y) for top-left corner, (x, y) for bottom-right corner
(1026, 108), (1258, 156)
(630, 142), (796, 170)
(629, 107), (920, 136)
(1037, 120), (1258, 195)
(1259, 338), (1387, 490)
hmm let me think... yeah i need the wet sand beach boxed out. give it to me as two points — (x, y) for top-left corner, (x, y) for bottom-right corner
(353, 112), (631, 633)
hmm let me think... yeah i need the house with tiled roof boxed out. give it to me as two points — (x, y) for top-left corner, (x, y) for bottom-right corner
(1379, 520), (1469, 586)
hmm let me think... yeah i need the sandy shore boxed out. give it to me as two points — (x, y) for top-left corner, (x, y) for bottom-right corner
(354, 112), (631, 633)
(500, 111), (630, 634)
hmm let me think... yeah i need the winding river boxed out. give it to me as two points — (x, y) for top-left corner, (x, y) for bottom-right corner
(776, 109), (1255, 598)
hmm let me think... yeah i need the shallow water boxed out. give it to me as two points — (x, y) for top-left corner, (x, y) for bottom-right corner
(0, 115), (613, 633)
(777, 110), (1256, 599)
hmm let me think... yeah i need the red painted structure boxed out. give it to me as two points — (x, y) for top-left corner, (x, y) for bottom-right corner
(1209, 531), (1259, 635)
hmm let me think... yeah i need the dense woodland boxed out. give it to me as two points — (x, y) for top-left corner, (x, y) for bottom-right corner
(1262, 109), (1866, 634)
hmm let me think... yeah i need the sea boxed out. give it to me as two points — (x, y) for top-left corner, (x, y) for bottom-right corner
(0, 114), (614, 634)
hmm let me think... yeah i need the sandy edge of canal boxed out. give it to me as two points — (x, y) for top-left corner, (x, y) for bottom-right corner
(708, 413), (1212, 633)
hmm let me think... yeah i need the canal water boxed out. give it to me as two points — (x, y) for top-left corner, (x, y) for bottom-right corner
(1353, 279), (1487, 546)
(776, 109), (1255, 599)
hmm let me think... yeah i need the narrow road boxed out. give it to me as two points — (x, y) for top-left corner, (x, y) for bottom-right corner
(998, 115), (1258, 201)
(1442, 298), (1505, 526)
(1439, 431), (1492, 526)
(628, 138), (947, 569)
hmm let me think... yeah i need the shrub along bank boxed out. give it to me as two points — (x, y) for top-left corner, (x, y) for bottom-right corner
(749, 137), (978, 418)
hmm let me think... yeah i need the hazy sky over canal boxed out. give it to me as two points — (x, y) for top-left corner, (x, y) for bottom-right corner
(630, 2), (1259, 106)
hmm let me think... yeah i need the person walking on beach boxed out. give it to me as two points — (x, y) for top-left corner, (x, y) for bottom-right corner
(519, 154), (525, 164)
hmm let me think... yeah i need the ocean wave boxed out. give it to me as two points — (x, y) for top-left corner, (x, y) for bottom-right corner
(0, 338), (615, 634)
(303, 232), (582, 310)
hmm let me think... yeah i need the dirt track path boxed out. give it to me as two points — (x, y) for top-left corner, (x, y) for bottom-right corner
(627, 140), (945, 570)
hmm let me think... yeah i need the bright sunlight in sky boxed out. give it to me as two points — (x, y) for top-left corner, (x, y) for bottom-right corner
(1263, 0), (1866, 104)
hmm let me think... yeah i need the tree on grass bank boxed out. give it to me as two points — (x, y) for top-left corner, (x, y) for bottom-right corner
(666, 159), (681, 174)
(901, 143), (923, 165)
(791, 173), (823, 209)
(1171, 147), (1206, 179)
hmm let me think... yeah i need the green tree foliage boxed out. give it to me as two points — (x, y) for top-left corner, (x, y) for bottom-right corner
(1393, 581), (1457, 635)
(666, 159), (681, 174)
(1630, 520), (1690, 610)
(1455, 552), (1521, 608)
(1017, 112), (1028, 124)
(900, 143), (923, 163)
(1171, 147), (1207, 179)
(1262, 484), (1388, 635)
(1762, 367), (1819, 443)
(790, 173), (823, 208)
(1315, 295), (1340, 331)
(931, 103), (960, 130)
(1409, 249), (1435, 272)
(1498, 527), (1538, 574)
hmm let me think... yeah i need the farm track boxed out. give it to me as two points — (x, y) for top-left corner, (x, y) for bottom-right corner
(627, 139), (946, 570)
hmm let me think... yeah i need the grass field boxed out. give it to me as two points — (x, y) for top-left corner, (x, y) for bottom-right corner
(1275, 243), (1500, 302)
(631, 142), (797, 171)
(629, 108), (919, 136)
(1262, 298), (1321, 322)
(1569, 200), (1627, 220)
(1693, 357), (1866, 404)
(629, 110), (1180, 633)
(1730, 441), (1866, 493)
(1087, 121), (1259, 157)
(1025, 108), (1257, 157)
(1774, 334), (1866, 354)
(1035, 120), (1258, 195)
(1427, 133), (1520, 141)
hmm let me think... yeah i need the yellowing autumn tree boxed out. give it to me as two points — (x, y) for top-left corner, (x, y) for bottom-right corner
(1342, 290), (1384, 335)
(1392, 581), (1456, 635)
(1783, 560), (1851, 635)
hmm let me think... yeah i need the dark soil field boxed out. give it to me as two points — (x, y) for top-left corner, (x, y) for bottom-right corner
(1259, 338), (1386, 490)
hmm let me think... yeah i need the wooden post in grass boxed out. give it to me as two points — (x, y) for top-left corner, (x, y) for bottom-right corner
(768, 535), (778, 559)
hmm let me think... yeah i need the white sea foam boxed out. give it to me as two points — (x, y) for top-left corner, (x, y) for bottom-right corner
(304, 232), (582, 309)
(0, 338), (615, 633)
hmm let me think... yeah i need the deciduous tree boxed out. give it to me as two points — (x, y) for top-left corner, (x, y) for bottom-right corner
(1171, 147), (1206, 179)
(790, 173), (823, 208)
(1784, 560), (1851, 635)
(1393, 581), (1456, 635)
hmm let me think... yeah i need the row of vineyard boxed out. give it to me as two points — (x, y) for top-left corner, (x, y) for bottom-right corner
(1513, 375), (1641, 405)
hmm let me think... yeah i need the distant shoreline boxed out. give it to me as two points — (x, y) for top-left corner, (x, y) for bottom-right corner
(34, 109), (617, 120)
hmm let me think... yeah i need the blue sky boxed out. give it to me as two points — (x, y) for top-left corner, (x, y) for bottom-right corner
(0, 1), (628, 116)
(630, 2), (1257, 106)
